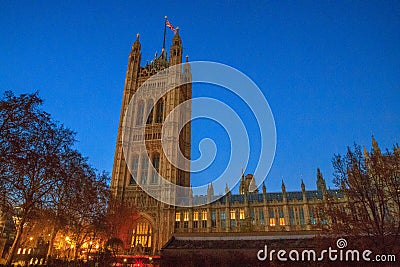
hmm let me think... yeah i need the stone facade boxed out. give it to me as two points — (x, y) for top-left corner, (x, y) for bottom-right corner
(110, 32), (346, 256)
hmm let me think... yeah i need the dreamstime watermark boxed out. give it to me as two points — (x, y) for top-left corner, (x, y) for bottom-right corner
(257, 238), (397, 262)
(121, 61), (276, 207)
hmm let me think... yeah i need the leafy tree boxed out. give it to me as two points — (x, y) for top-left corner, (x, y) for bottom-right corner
(325, 137), (400, 254)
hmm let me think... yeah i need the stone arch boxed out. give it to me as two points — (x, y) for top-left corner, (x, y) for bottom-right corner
(130, 213), (156, 255)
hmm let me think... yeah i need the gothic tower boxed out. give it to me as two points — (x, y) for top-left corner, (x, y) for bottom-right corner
(110, 30), (192, 254)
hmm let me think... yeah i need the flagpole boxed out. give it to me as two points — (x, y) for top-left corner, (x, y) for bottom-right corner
(162, 16), (167, 58)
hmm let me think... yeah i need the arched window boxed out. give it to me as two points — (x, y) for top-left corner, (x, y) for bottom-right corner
(131, 219), (152, 250)
(140, 156), (149, 185)
(151, 153), (160, 184)
(155, 99), (164, 123)
(136, 101), (144, 126)
(129, 155), (139, 185)
(146, 99), (154, 124)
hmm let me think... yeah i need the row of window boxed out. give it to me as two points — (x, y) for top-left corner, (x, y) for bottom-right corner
(174, 207), (325, 229)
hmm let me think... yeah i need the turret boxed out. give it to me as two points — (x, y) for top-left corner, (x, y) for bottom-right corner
(301, 179), (307, 202)
(281, 179), (287, 201)
(169, 28), (182, 65)
(130, 33), (141, 62)
(316, 168), (327, 194)
(239, 171), (245, 195)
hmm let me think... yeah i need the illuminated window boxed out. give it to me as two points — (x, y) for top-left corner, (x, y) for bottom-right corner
(201, 210), (207, 220)
(279, 218), (285, 226)
(230, 210), (236, 228)
(269, 218), (276, 226)
(175, 212), (181, 228)
(269, 209), (274, 219)
(230, 210), (236, 220)
(239, 209), (245, 220)
(183, 211), (189, 228)
(201, 210), (207, 228)
(193, 211), (199, 228)
(278, 208), (284, 219)
(131, 221), (152, 249)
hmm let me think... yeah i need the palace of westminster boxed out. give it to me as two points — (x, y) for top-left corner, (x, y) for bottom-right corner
(110, 28), (346, 256)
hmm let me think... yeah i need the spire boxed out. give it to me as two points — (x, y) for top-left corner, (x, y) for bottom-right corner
(301, 179), (305, 192)
(248, 175), (257, 193)
(225, 183), (230, 194)
(262, 182), (266, 194)
(239, 171), (245, 195)
(169, 28), (182, 65)
(281, 178), (286, 192)
(316, 168), (327, 194)
(207, 182), (214, 197)
(132, 33), (141, 49)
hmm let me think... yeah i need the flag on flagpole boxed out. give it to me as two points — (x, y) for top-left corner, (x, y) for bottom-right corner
(166, 19), (177, 34)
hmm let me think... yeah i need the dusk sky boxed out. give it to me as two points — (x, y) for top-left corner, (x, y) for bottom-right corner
(1, 1), (399, 193)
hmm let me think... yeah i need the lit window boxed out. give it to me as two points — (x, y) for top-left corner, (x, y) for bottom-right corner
(193, 211), (199, 221)
(201, 210), (207, 228)
(279, 218), (285, 226)
(183, 211), (189, 221)
(132, 221), (152, 248)
(239, 209), (245, 220)
(201, 210), (207, 220)
(269, 218), (276, 226)
(175, 212), (181, 221)
(230, 210), (236, 220)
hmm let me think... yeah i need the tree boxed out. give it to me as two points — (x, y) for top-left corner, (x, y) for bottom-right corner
(65, 169), (110, 260)
(325, 137), (400, 254)
(0, 91), (75, 265)
(105, 198), (138, 251)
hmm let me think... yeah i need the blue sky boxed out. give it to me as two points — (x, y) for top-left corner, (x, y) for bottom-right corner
(1, 1), (399, 193)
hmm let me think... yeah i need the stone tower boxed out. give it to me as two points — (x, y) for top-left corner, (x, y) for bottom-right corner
(110, 30), (192, 254)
